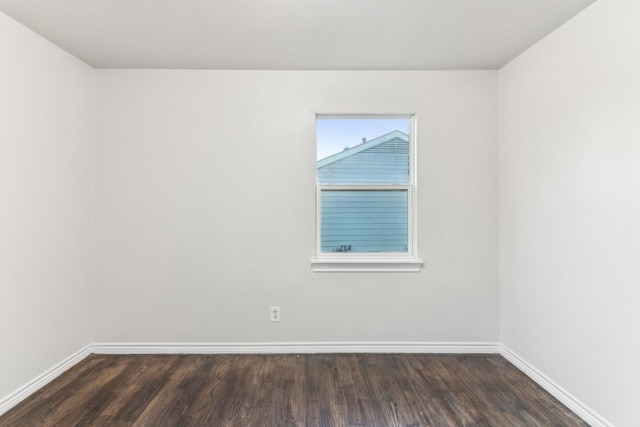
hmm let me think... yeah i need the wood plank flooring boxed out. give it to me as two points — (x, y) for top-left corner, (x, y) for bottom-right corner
(0, 353), (588, 426)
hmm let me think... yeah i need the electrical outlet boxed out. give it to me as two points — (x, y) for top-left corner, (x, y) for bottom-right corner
(270, 306), (280, 322)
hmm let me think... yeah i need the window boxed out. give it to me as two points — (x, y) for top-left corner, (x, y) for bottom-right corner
(311, 115), (422, 272)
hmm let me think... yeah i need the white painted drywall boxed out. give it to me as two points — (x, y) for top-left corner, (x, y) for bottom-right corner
(94, 70), (499, 344)
(499, 0), (640, 425)
(0, 13), (94, 401)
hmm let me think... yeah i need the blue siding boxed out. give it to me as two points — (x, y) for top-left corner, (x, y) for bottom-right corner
(317, 132), (410, 253)
(320, 190), (408, 253)
(318, 137), (409, 184)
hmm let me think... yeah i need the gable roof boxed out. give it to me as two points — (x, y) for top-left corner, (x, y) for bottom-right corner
(317, 130), (409, 168)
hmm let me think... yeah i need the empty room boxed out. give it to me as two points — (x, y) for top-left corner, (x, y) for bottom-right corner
(0, 0), (638, 425)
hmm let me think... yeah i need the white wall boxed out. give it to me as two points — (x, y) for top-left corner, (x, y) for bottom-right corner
(0, 13), (94, 400)
(499, 0), (640, 425)
(94, 70), (499, 344)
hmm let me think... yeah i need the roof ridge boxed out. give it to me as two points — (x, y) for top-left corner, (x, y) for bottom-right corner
(317, 130), (408, 168)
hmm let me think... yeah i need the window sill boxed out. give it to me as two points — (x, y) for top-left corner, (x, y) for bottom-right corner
(311, 258), (423, 273)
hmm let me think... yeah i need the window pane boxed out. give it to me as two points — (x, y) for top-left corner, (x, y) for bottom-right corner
(317, 118), (410, 184)
(320, 190), (408, 253)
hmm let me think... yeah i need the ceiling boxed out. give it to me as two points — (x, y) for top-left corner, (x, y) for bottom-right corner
(0, 0), (596, 70)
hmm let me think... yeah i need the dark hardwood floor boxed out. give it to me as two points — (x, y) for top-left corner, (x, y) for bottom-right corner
(0, 353), (588, 426)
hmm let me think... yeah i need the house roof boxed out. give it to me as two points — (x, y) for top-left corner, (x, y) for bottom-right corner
(317, 130), (409, 168)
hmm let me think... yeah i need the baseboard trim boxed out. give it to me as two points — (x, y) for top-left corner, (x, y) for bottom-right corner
(500, 345), (612, 427)
(0, 345), (92, 417)
(92, 341), (501, 355)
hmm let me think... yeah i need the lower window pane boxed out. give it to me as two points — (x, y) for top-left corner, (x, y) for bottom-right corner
(321, 190), (408, 253)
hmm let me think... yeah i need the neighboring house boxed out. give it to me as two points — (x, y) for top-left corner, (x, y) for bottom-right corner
(317, 130), (409, 253)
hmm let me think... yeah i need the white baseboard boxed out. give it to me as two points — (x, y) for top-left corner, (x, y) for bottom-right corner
(0, 345), (92, 417)
(92, 341), (501, 355)
(500, 345), (612, 427)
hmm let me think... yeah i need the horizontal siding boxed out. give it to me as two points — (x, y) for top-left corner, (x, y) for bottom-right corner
(318, 137), (409, 184)
(320, 190), (408, 253)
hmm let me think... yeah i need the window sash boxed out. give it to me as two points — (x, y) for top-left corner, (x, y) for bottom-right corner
(316, 185), (415, 258)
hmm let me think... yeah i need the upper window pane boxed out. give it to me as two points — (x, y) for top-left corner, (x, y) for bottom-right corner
(317, 117), (411, 185)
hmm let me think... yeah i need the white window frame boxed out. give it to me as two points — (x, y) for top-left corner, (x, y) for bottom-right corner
(311, 114), (423, 272)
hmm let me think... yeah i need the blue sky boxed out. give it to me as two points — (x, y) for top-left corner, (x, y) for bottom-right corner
(317, 117), (410, 160)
